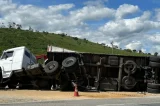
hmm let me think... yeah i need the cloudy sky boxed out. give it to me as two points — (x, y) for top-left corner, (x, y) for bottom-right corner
(0, 0), (160, 54)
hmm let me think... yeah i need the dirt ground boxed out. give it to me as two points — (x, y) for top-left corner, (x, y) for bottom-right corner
(0, 90), (159, 104)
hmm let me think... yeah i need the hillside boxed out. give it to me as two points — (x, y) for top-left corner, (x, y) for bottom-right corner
(0, 28), (148, 56)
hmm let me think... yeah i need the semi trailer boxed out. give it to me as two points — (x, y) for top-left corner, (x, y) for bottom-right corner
(46, 45), (160, 93)
(0, 46), (160, 93)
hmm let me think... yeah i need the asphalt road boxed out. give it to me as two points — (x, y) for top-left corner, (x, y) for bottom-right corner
(1, 96), (160, 106)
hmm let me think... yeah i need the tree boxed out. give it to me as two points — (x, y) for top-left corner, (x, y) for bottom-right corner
(73, 37), (78, 40)
(0, 23), (5, 28)
(16, 24), (22, 29)
(125, 49), (132, 52)
(8, 22), (12, 28)
(60, 33), (66, 37)
(154, 52), (158, 56)
(8, 22), (16, 28)
(29, 26), (33, 31)
(83, 38), (88, 43)
(139, 50), (142, 53)
(133, 49), (136, 52)
(114, 45), (118, 49)
(12, 22), (16, 28)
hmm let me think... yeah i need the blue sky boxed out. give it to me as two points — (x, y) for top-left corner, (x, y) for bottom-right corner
(0, 0), (160, 54)
(12, 0), (159, 10)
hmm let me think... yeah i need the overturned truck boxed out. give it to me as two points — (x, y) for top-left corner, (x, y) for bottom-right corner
(46, 46), (160, 93)
(0, 46), (160, 93)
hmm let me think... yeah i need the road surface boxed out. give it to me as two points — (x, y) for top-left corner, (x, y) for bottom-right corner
(1, 96), (160, 106)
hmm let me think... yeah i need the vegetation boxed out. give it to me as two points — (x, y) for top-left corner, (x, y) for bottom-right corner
(0, 22), (153, 56)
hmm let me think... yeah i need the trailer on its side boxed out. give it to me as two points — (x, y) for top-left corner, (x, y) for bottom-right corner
(45, 45), (160, 93)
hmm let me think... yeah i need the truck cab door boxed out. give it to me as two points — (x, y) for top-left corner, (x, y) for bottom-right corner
(0, 51), (14, 78)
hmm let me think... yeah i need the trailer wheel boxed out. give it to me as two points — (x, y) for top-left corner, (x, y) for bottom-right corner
(62, 57), (78, 73)
(62, 57), (77, 68)
(122, 76), (136, 90)
(147, 87), (160, 93)
(149, 62), (160, 68)
(147, 83), (160, 89)
(44, 61), (59, 75)
(149, 56), (160, 62)
(124, 60), (137, 74)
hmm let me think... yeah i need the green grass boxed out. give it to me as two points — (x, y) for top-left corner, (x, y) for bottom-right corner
(0, 28), (148, 56)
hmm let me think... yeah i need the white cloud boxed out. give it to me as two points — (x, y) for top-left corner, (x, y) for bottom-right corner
(48, 4), (75, 12)
(148, 33), (160, 44)
(0, 2), (77, 31)
(125, 41), (143, 50)
(0, 1), (160, 54)
(69, 6), (115, 23)
(84, 0), (108, 7)
(99, 11), (160, 38)
(116, 4), (139, 19)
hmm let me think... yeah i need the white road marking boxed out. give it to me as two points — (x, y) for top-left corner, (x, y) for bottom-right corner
(97, 104), (125, 106)
(97, 102), (160, 106)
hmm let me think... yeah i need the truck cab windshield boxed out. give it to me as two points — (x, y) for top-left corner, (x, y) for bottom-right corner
(1, 51), (14, 59)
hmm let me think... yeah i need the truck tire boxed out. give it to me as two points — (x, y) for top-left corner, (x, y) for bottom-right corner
(62, 57), (78, 73)
(149, 56), (160, 62)
(122, 76), (136, 90)
(44, 61), (59, 75)
(62, 57), (77, 68)
(149, 62), (160, 68)
(147, 83), (160, 89)
(147, 87), (160, 93)
(124, 60), (137, 74)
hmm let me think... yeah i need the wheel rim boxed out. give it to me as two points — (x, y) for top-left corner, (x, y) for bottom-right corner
(122, 76), (136, 90)
(124, 60), (137, 74)
(66, 59), (74, 65)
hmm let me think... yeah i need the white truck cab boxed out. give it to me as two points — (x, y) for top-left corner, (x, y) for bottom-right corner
(0, 46), (37, 78)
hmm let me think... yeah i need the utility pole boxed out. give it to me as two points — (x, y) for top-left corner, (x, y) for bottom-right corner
(111, 41), (114, 54)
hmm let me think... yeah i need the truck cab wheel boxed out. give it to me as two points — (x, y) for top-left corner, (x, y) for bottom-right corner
(44, 61), (59, 75)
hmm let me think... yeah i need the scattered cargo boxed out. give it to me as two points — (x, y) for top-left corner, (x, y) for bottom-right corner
(0, 46), (160, 93)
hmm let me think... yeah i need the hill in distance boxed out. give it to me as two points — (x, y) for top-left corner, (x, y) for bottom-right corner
(0, 28), (148, 56)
